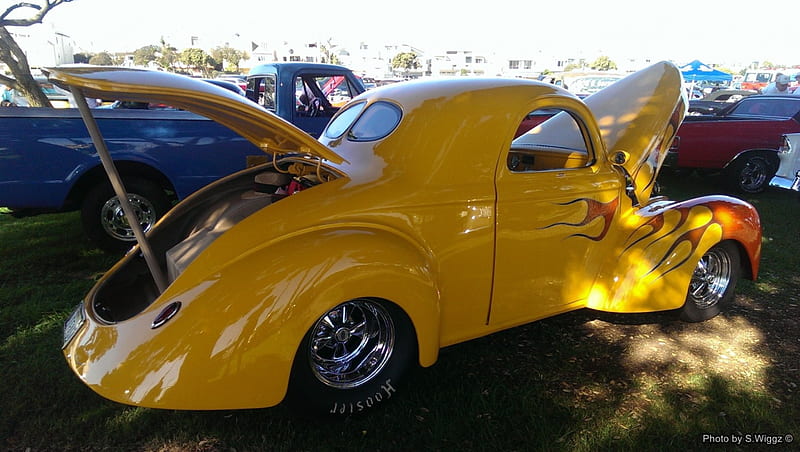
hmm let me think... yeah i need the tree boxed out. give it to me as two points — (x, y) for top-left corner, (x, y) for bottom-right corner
(88, 51), (114, 65)
(132, 40), (178, 71)
(319, 38), (341, 66)
(590, 56), (618, 71)
(133, 45), (159, 67)
(156, 38), (178, 71)
(391, 52), (420, 78)
(179, 47), (215, 77)
(0, 0), (74, 107)
(211, 45), (248, 73)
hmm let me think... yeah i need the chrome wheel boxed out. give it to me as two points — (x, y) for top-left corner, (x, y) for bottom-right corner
(100, 193), (158, 241)
(308, 299), (395, 389)
(736, 156), (769, 193)
(688, 247), (732, 310)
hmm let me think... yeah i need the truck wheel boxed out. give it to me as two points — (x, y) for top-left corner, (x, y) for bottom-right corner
(286, 298), (416, 416)
(680, 241), (741, 322)
(728, 155), (771, 193)
(81, 178), (170, 252)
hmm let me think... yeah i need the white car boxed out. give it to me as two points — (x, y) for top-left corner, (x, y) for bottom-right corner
(771, 133), (800, 191)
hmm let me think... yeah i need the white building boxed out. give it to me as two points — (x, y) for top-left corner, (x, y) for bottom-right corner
(338, 42), (393, 81)
(7, 23), (74, 69)
(425, 50), (493, 78)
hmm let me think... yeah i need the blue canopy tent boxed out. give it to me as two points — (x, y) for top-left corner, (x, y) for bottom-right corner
(679, 60), (733, 83)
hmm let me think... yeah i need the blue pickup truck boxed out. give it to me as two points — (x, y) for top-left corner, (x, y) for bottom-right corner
(0, 63), (365, 250)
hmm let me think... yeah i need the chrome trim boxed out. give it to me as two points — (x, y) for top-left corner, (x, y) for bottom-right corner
(770, 174), (800, 191)
(688, 247), (732, 310)
(308, 299), (395, 389)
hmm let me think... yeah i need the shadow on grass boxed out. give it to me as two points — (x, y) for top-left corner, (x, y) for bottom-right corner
(4, 305), (794, 451)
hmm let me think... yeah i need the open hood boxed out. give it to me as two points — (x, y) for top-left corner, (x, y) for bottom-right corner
(583, 61), (686, 202)
(44, 66), (343, 164)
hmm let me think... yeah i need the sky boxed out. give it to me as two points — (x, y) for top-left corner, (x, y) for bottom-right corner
(9, 0), (800, 67)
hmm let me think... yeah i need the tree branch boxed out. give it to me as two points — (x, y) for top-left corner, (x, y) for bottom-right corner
(0, 1), (73, 26)
(0, 74), (15, 86)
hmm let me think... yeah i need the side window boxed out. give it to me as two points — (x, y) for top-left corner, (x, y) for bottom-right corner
(296, 76), (328, 117)
(733, 99), (799, 117)
(246, 75), (276, 110)
(508, 108), (591, 172)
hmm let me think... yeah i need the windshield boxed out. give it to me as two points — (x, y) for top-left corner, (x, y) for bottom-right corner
(744, 72), (773, 83)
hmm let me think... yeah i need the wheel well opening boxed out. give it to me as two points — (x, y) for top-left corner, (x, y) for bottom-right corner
(289, 296), (421, 373)
(65, 162), (176, 210)
(727, 150), (780, 172)
(725, 239), (755, 281)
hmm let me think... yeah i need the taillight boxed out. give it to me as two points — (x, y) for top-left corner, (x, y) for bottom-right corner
(669, 136), (680, 151)
(151, 301), (181, 329)
(778, 136), (791, 154)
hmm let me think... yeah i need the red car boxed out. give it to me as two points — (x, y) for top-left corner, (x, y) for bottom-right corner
(666, 95), (800, 193)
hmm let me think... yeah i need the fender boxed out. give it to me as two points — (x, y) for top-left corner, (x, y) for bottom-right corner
(587, 195), (761, 313)
(723, 148), (780, 172)
(67, 225), (440, 410)
(64, 161), (175, 207)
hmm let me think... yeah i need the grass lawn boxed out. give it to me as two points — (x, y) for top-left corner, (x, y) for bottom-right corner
(1, 171), (798, 451)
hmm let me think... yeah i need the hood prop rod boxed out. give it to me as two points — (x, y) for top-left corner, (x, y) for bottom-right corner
(71, 87), (168, 294)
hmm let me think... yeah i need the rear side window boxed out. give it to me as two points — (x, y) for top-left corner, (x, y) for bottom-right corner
(732, 98), (800, 118)
(246, 75), (276, 110)
(324, 101), (402, 141)
(509, 108), (592, 172)
(348, 102), (402, 141)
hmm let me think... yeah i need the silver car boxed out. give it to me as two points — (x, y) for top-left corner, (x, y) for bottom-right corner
(770, 133), (800, 191)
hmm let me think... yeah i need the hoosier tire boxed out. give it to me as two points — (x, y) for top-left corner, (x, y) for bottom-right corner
(286, 298), (416, 416)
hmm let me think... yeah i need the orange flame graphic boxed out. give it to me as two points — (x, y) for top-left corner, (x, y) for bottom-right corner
(543, 197), (619, 241)
(623, 202), (723, 278)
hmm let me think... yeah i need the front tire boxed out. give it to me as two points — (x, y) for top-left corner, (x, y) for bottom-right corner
(680, 241), (741, 322)
(286, 298), (416, 416)
(81, 178), (170, 252)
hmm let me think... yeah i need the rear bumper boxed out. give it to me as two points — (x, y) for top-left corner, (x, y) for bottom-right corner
(769, 171), (800, 191)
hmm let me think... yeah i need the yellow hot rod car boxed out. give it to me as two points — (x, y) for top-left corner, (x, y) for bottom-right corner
(55, 61), (761, 415)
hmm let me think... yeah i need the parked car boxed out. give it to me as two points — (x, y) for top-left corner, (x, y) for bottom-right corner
(687, 89), (758, 115)
(666, 95), (800, 192)
(214, 74), (247, 91)
(770, 133), (800, 191)
(55, 62), (761, 415)
(102, 79), (245, 110)
(203, 79), (246, 96)
(4, 76), (77, 107)
(246, 63), (365, 138)
(0, 63), (362, 251)
(567, 75), (622, 97)
(741, 69), (783, 91)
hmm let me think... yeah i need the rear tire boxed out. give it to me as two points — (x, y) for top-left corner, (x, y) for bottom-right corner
(286, 298), (416, 416)
(680, 241), (741, 322)
(81, 178), (170, 252)
(727, 155), (772, 193)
